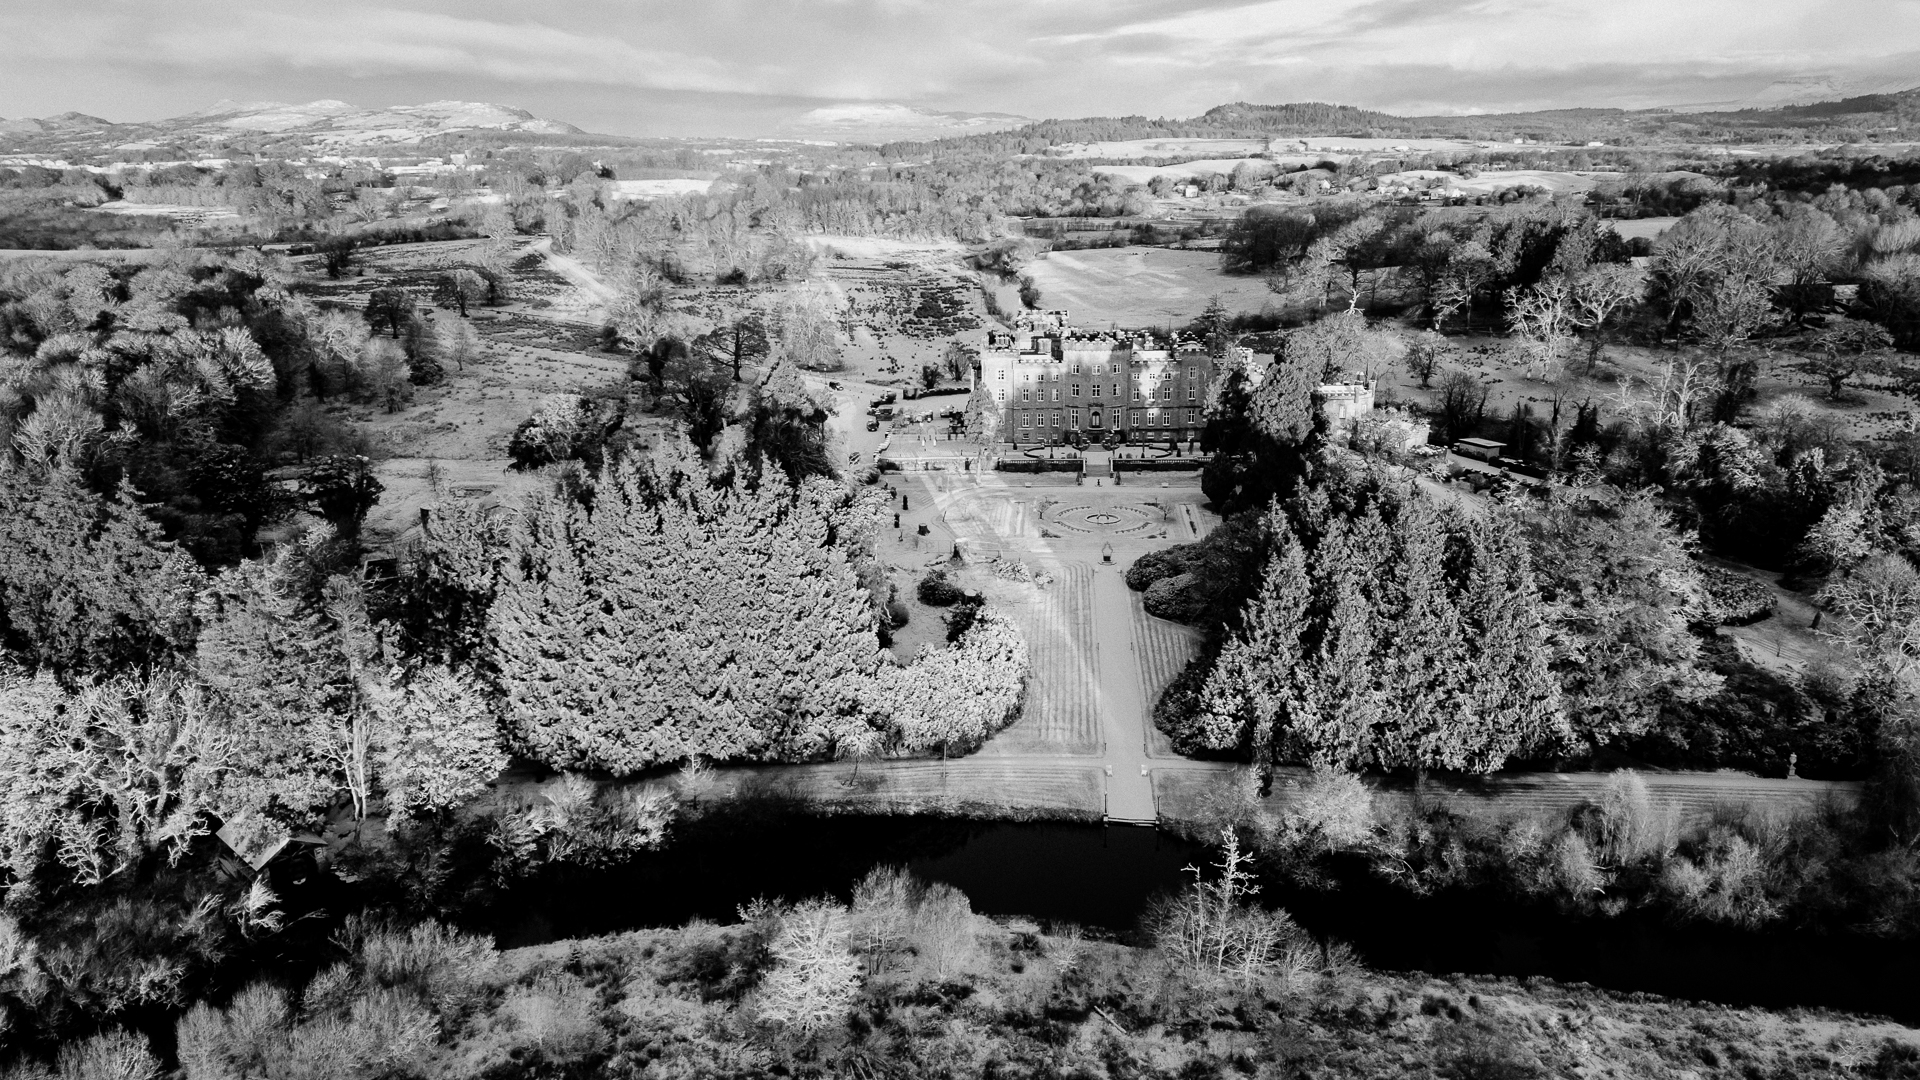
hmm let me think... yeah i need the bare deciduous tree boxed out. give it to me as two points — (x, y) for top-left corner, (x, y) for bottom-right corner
(1506, 277), (1579, 382)
(1800, 317), (1896, 401)
(910, 883), (978, 982)
(1818, 554), (1920, 678)
(755, 899), (861, 1037)
(1568, 263), (1641, 373)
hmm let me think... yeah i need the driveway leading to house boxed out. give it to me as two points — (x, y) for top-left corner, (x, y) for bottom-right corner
(656, 467), (1864, 827)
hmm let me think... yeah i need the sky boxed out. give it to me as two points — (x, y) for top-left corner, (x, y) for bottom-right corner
(3, 0), (1918, 137)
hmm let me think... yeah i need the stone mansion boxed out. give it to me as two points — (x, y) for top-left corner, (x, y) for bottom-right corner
(977, 311), (1253, 444)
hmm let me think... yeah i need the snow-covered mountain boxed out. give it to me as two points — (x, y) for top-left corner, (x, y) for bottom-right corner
(791, 103), (1033, 141)
(0, 99), (586, 153)
(188, 99), (583, 141)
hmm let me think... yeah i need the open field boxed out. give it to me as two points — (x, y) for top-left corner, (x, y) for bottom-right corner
(1046, 138), (1272, 159)
(606, 178), (716, 200)
(345, 331), (641, 545)
(1606, 215), (1682, 240)
(277, 237), (669, 547)
(811, 243), (991, 392)
(1374, 167), (1608, 195)
(1095, 158), (1286, 184)
(90, 200), (241, 224)
(1023, 246), (1272, 328)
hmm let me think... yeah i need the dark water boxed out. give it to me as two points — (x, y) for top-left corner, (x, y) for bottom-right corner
(489, 817), (1202, 947)
(491, 815), (1920, 1023)
(1275, 863), (1920, 1023)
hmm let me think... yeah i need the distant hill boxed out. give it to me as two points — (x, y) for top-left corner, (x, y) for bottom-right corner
(880, 85), (1920, 158)
(0, 99), (596, 158)
(1670, 75), (1920, 112)
(791, 103), (1033, 141)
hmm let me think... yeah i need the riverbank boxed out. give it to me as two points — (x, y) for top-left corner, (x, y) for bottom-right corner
(1154, 764), (1861, 831)
(456, 809), (1920, 1023)
(183, 897), (1920, 1080)
(484, 921), (1920, 1077)
(480, 755), (1858, 832)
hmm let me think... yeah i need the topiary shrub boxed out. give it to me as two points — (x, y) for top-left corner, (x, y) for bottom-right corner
(1152, 658), (1241, 758)
(887, 601), (911, 628)
(918, 570), (965, 607)
(1143, 573), (1208, 623)
(1125, 549), (1186, 592)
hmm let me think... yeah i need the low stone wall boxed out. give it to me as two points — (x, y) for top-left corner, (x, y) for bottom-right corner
(1113, 457), (1206, 472)
(996, 458), (1083, 473)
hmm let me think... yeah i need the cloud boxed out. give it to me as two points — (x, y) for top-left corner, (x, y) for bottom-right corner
(13, 4), (755, 95)
(1, 0), (1916, 135)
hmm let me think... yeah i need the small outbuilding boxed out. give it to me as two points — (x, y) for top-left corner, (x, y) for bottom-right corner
(1452, 437), (1506, 463)
(214, 814), (328, 882)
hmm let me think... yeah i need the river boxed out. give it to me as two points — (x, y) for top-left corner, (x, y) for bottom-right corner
(487, 815), (1920, 1023)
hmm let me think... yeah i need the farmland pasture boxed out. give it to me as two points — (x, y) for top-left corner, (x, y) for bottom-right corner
(1021, 246), (1273, 329)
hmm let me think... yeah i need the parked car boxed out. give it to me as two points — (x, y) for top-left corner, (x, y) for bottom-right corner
(866, 419), (880, 432)
(827, 380), (843, 390)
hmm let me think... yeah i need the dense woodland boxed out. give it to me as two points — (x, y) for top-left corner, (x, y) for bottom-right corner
(1124, 177), (1920, 933)
(0, 236), (1045, 1068)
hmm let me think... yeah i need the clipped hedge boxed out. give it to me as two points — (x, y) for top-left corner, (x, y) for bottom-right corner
(1700, 565), (1776, 627)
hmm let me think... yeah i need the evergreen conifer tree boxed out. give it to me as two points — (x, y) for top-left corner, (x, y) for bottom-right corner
(1310, 514), (1390, 768)
(0, 470), (202, 677)
(488, 441), (886, 774)
(193, 532), (355, 819)
(1453, 517), (1569, 770)
(1197, 523), (1310, 766)
(1374, 505), (1471, 769)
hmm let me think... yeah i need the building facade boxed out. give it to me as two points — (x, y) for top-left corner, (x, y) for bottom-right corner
(977, 311), (1247, 444)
